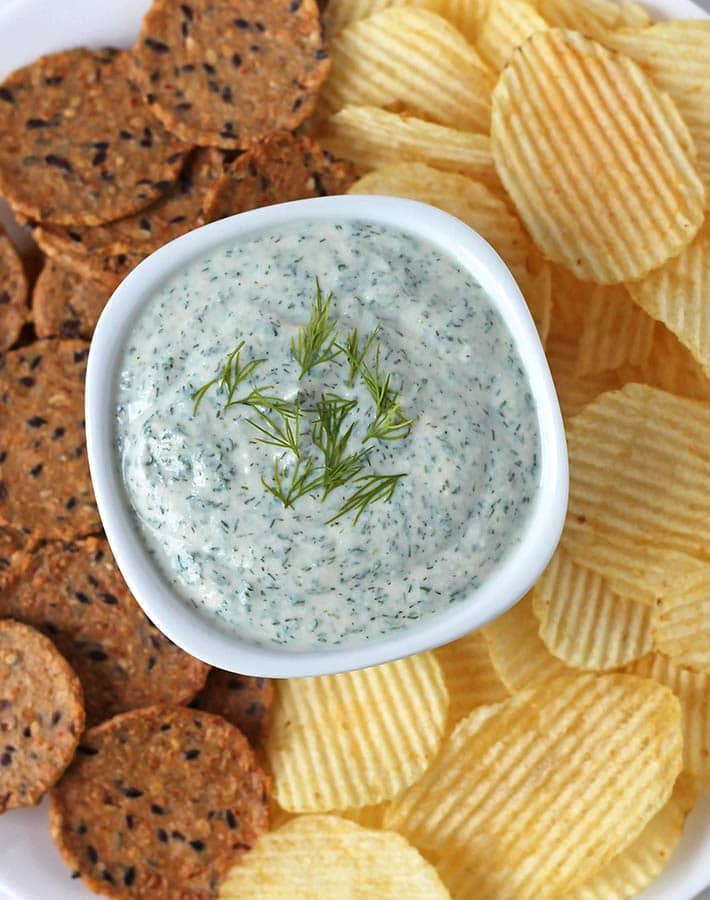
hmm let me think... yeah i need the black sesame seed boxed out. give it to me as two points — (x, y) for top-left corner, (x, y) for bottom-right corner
(87, 846), (98, 864)
(100, 592), (118, 605)
(27, 416), (47, 428)
(66, 496), (77, 509)
(157, 828), (168, 843)
(226, 809), (237, 829)
(144, 37), (171, 53)
(125, 814), (135, 829)
(45, 154), (73, 173)
(52, 426), (65, 440)
(189, 840), (205, 852)
(290, 0), (302, 10)
(234, 18), (250, 29)
(0, 752), (11, 766)
(75, 591), (91, 604)
(124, 787), (143, 798)
(231, 53), (242, 68)
(77, 745), (99, 755)
(150, 803), (165, 815)
(88, 649), (109, 661)
(30, 463), (43, 477)
(0, 88), (15, 103)
(124, 867), (136, 887)
(184, 748), (200, 760)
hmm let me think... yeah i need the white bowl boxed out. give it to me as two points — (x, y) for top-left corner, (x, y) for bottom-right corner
(85, 194), (568, 678)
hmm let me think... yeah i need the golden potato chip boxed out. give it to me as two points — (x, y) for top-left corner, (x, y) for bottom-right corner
(543, 334), (627, 421)
(617, 1), (652, 29)
(323, 0), (490, 40)
(568, 772), (698, 900)
(482, 593), (572, 690)
(562, 384), (710, 562)
(491, 29), (705, 284)
(576, 284), (657, 376)
(349, 162), (529, 276)
(628, 220), (709, 376)
(218, 815), (450, 898)
(338, 800), (390, 829)
(632, 323), (710, 405)
(624, 654), (709, 789)
(537, 0), (639, 39)
(653, 566), (710, 675)
(265, 653), (448, 812)
(321, 9), (494, 132)
(386, 674), (683, 898)
(477, 0), (548, 71)
(434, 629), (509, 727)
(532, 546), (653, 670)
(318, 106), (499, 187)
(604, 21), (710, 199)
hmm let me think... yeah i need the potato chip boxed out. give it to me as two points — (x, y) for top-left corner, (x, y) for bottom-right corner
(434, 629), (509, 727)
(603, 21), (710, 199)
(562, 384), (710, 562)
(318, 106), (499, 187)
(544, 334), (628, 421)
(265, 653), (448, 811)
(323, 0), (491, 41)
(477, 0), (548, 71)
(627, 220), (709, 376)
(617, 1), (653, 29)
(624, 654), (709, 789)
(568, 772), (698, 900)
(218, 815), (450, 898)
(632, 323), (710, 405)
(576, 284), (657, 376)
(524, 250), (552, 347)
(537, 0), (638, 39)
(386, 674), (683, 898)
(338, 800), (390, 829)
(321, 9), (494, 132)
(532, 546), (653, 670)
(653, 565), (710, 675)
(482, 593), (572, 690)
(349, 162), (529, 275)
(491, 29), (705, 284)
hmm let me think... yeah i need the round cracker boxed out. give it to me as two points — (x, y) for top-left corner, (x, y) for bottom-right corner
(0, 619), (84, 813)
(31, 231), (141, 290)
(0, 48), (187, 226)
(194, 670), (274, 750)
(0, 538), (210, 726)
(0, 524), (31, 592)
(36, 148), (225, 259)
(50, 706), (270, 898)
(0, 231), (28, 352)
(130, 0), (330, 149)
(0, 339), (100, 540)
(203, 131), (355, 220)
(32, 261), (110, 340)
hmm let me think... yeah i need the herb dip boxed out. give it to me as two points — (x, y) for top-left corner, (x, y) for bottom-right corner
(116, 220), (540, 650)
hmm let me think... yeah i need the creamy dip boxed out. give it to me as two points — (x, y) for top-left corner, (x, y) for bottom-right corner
(116, 220), (540, 650)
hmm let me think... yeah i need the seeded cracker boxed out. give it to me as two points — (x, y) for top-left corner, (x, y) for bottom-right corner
(32, 261), (110, 340)
(0, 48), (187, 226)
(31, 231), (142, 290)
(50, 706), (270, 898)
(130, 0), (330, 149)
(35, 148), (226, 259)
(0, 340), (100, 540)
(203, 131), (355, 220)
(0, 231), (28, 352)
(194, 670), (274, 750)
(0, 525), (31, 593)
(0, 538), (210, 726)
(0, 619), (84, 813)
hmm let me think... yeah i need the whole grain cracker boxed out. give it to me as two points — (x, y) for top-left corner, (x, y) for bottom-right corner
(0, 538), (210, 726)
(130, 0), (330, 149)
(0, 339), (100, 540)
(0, 231), (28, 352)
(203, 131), (355, 220)
(50, 706), (270, 898)
(31, 230), (141, 290)
(194, 670), (274, 750)
(0, 525), (31, 593)
(36, 148), (225, 259)
(0, 619), (84, 812)
(0, 48), (187, 226)
(32, 261), (110, 340)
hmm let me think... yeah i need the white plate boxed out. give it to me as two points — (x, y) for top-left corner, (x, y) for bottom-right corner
(0, 1), (707, 897)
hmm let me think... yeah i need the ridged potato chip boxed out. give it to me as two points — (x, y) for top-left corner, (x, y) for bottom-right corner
(568, 772), (698, 900)
(604, 21), (710, 199)
(321, 8), (494, 132)
(538, 0), (643, 39)
(434, 629), (509, 727)
(491, 29), (705, 284)
(633, 324), (710, 405)
(628, 220), (709, 376)
(338, 800), (391, 829)
(653, 566), (710, 675)
(624, 654), (709, 789)
(386, 674), (683, 899)
(576, 284), (657, 376)
(482, 593), (572, 690)
(265, 653), (448, 811)
(562, 384), (710, 562)
(218, 815), (450, 898)
(323, 0), (490, 40)
(477, 0), (548, 71)
(533, 547), (653, 671)
(318, 106), (499, 187)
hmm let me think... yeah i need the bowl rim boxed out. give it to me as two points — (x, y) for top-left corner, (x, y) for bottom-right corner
(85, 194), (568, 678)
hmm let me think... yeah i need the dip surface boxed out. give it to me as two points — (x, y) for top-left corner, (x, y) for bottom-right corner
(116, 220), (540, 650)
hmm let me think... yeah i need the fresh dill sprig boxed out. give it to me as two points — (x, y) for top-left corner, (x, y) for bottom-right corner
(247, 404), (302, 458)
(291, 278), (340, 379)
(360, 346), (415, 442)
(192, 341), (266, 414)
(261, 456), (323, 508)
(327, 473), (406, 525)
(337, 325), (380, 387)
(237, 385), (300, 419)
(311, 393), (369, 497)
